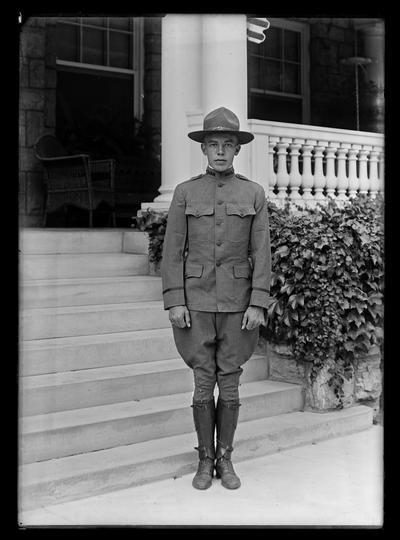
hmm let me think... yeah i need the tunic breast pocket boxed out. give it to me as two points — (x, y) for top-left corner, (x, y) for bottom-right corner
(225, 203), (256, 242)
(185, 203), (215, 241)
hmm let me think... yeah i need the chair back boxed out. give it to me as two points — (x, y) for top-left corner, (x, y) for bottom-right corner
(34, 135), (68, 160)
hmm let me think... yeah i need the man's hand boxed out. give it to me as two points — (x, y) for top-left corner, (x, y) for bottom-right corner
(169, 305), (191, 328)
(241, 306), (265, 330)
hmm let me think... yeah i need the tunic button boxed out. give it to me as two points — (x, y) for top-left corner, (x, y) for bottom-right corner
(216, 240), (222, 246)
(217, 200), (223, 205)
(218, 183), (223, 187)
(216, 261), (221, 266)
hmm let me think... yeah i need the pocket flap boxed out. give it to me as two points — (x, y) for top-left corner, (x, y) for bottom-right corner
(233, 264), (252, 278)
(185, 204), (214, 217)
(226, 203), (256, 217)
(185, 263), (204, 278)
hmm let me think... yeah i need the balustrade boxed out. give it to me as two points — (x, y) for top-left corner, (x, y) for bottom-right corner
(248, 119), (384, 207)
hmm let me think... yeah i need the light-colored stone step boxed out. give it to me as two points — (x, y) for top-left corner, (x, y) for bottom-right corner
(20, 354), (269, 416)
(20, 275), (162, 308)
(19, 405), (373, 510)
(20, 253), (149, 280)
(20, 328), (177, 376)
(20, 380), (303, 464)
(19, 229), (149, 255)
(21, 301), (169, 340)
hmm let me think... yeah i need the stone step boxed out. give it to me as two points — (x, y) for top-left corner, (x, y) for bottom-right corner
(20, 253), (149, 280)
(21, 328), (178, 376)
(21, 275), (162, 308)
(21, 301), (169, 340)
(19, 228), (149, 255)
(19, 405), (373, 510)
(20, 354), (269, 416)
(20, 380), (303, 464)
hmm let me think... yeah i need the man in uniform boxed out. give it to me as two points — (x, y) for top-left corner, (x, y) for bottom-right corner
(161, 107), (272, 490)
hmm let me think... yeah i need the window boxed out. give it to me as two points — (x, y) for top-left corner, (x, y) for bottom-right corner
(55, 17), (144, 158)
(248, 18), (309, 124)
(56, 17), (143, 122)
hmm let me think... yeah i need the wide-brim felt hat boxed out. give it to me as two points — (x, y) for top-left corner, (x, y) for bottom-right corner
(188, 107), (254, 145)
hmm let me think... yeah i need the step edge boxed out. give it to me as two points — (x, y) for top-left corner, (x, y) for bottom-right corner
(21, 380), (302, 434)
(19, 405), (373, 486)
(21, 354), (267, 387)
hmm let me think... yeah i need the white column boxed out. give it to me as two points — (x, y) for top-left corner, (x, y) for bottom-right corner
(142, 15), (202, 210)
(347, 145), (361, 198)
(313, 143), (326, 204)
(301, 140), (316, 207)
(379, 149), (385, 196)
(369, 147), (380, 198)
(267, 136), (279, 202)
(249, 132), (269, 194)
(275, 139), (290, 201)
(202, 14), (250, 178)
(336, 144), (350, 200)
(288, 140), (303, 205)
(358, 146), (371, 195)
(325, 143), (338, 199)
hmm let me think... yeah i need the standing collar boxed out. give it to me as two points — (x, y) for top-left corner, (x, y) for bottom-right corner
(206, 165), (235, 178)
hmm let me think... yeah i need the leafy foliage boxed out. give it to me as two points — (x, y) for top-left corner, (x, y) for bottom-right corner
(264, 194), (384, 402)
(134, 209), (167, 265)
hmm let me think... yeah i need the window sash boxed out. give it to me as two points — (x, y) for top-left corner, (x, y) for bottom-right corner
(248, 17), (310, 123)
(56, 17), (144, 119)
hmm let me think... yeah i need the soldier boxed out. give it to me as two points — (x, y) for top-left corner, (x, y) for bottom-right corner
(161, 107), (272, 490)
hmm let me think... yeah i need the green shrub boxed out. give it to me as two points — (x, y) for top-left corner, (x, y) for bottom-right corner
(134, 194), (384, 404)
(264, 194), (384, 402)
(134, 209), (167, 265)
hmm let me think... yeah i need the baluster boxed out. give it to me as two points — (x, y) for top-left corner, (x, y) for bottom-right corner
(336, 144), (350, 200)
(369, 147), (380, 198)
(347, 144), (361, 198)
(276, 138), (290, 201)
(313, 142), (326, 204)
(379, 149), (384, 196)
(301, 139), (316, 207)
(288, 139), (303, 206)
(267, 136), (279, 202)
(358, 145), (371, 195)
(325, 143), (338, 199)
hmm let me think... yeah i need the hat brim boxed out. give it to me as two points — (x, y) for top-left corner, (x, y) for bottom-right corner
(188, 130), (254, 145)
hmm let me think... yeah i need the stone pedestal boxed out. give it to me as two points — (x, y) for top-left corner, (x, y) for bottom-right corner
(267, 341), (382, 421)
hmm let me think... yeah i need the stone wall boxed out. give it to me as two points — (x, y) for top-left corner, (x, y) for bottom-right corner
(19, 17), (57, 227)
(268, 341), (383, 422)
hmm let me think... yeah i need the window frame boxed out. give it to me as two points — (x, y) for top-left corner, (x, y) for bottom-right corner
(55, 17), (144, 120)
(248, 17), (310, 123)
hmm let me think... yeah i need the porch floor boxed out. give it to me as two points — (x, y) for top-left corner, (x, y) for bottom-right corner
(19, 424), (383, 527)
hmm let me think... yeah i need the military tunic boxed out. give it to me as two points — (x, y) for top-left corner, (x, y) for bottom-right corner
(161, 166), (273, 313)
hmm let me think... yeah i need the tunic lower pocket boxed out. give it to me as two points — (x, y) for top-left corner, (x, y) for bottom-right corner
(233, 262), (252, 304)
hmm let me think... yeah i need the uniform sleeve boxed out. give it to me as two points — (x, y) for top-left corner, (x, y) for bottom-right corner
(161, 184), (187, 310)
(249, 185), (274, 309)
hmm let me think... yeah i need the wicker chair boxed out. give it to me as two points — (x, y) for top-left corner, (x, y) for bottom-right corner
(34, 134), (116, 227)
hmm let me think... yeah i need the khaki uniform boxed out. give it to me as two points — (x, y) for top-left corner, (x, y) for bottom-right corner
(161, 166), (272, 403)
(161, 166), (273, 312)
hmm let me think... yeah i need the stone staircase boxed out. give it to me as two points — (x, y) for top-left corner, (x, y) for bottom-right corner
(19, 229), (373, 510)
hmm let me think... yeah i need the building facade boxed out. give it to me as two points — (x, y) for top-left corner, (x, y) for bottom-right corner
(18, 15), (384, 226)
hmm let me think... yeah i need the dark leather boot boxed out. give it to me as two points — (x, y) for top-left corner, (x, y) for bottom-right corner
(191, 399), (216, 490)
(215, 398), (241, 490)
